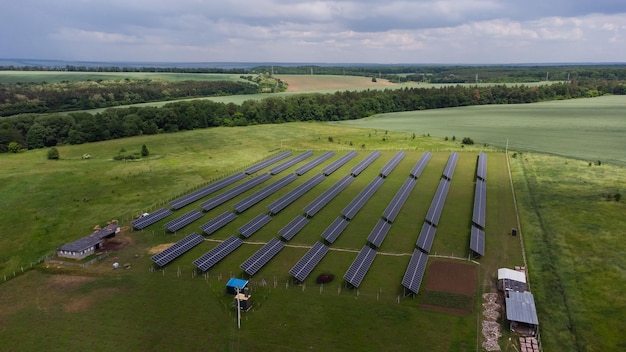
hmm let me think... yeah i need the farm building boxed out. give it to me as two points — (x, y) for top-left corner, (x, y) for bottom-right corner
(497, 268), (528, 292)
(505, 291), (539, 336)
(57, 223), (120, 260)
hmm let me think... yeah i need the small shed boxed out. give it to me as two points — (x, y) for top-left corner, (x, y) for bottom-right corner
(505, 291), (539, 336)
(226, 278), (248, 295)
(57, 224), (120, 260)
(497, 268), (528, 292)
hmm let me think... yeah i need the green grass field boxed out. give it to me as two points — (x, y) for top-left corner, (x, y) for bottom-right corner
(0, 71), (246, 84)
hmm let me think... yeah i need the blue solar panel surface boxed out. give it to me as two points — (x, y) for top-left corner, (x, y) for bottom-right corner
(200, 211), (238, 235)
(416, 222), (437, 253)
(304, 174), (354, 217)
(201, 173), (272, 211)
(269, 151), (314, 175)
(442, 152), (459, 180)
(232, 174), (298, 213)
(382, 177), (417, 223)
(295, 151), (335, 175)
(240, 238), (285, 276)
(350, 150), (382, 176)
(151, 232), (204, 267)
(279, 215), (310, 241)
(425, 178), (451, 226)
(472, 179), (487, 228)
(165, 209), (204, 232)
(323, 150), (358, 176)
(477, 152), (487, 180)
(132, 208), (173, 230)
(367, 219), (392, 248)
(379, 150), (406, 177)
(267, 173), (325, 214)
(401, 249), (429, 294)
(193, 236), (243, 271)
(245, 151), (292, 175)
(169, 173), (247, 209)
(321, 216), (350, 243)
(341, 176), (385, 220)
(238, 213), (273, 238)
(289, 241), (329, 281)
(470, 225), (485, 256)
(343, 246), (377, 288)
(409, 151), (432, 178)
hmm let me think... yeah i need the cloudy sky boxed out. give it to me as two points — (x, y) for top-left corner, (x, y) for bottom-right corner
(2, 0), (626, 64)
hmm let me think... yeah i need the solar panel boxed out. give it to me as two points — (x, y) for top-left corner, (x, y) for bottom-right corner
(232, 174), (298, 213)
(193, 235), (243, 271)
(269, 151), (314, 175)
(321, 216), (350, 243)
(200, 173), (272, 211)
(472, 179), (487, 228)
(151, 232), (204, 267)
(351, 150), (382, 176)
(169, 173), (247, 210)
(442, 152), (459, 180)
(240, 238), (285, 276)
(410, 151), (432, 179)
(425, 178), (451, 226)
(341, 176), (385, 220)
(382, 177), (417, 223)
(199, 211), (238, 235)
(343, 246), (377, 288)
(470, 225), (485, 256)
(367, 219), (392, 248)
(380, 150), (406, 177)
(238, 213), (272, 238)
(267, 173), (326, 214)
(401, 249), (429, 294)
(164, 209), (204, 232)
(323, 150), (358, 176)
(295, 151), (335, 175)
(279, 215), (310, 241)
(477, 152), (487, 180)
(131, 208), (173, 230)
(304, 174), (354, 217)
(289, 241), (329, 281)
(416, 222), (437, 253)
(245, 151), (292, 175)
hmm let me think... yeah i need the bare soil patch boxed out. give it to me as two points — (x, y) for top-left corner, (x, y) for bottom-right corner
(278, 75), (396, 92)
(419, 261), (477, 315)
(63, 288), (120, 313)
(148, 243), (175, 255)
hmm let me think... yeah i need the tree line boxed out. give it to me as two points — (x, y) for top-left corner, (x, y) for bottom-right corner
(1, 79), (624, 153)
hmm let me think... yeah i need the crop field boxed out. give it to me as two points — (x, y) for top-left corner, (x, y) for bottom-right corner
(0, 71), (246, 84)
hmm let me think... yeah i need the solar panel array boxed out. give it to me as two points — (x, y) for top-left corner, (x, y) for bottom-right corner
(321, 216), (350, 243)
(200, 173), (272, 211)
(238, 213), (272, 238)
(367, 219), (392, 248)
(343, 246), (377, 288)
(350, 150), (382, 176)
(267, 173), (325, 214)
(151, 232), (204, 267)
(470, 225), (485, 256)
(132, 208), (173, 230)
(200, 211), (238, 235)
(425, 178), (451, 226)
(416, 222), (437, 253)
(380, 151), (406, 177)
(169, 173), (247, 210)
(472, 179), (487, 228)
(269, 151), (314, 175)
(295, 151), (335, 175)
(279, 215), (310, 241)
(341, 176), (385, 220)
(477, 152), (487, 180)
(240, 238), (285, 276)
(410, 151), (432, 179)
(193, 235), (243, 271)
(304, 174), (354, 217)
(245, 151), (292, 175)
(165, 209), (204, 232)
(323, 150), (358, 176)
(442, 152), (459, 180)
(382, 177), (417, 223)
(401, 249), (429, 294)
(232, 174), (298, 213)
(289, 241), (329, 281)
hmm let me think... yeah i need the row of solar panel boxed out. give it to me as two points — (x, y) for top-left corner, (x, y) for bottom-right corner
(380, 151), (406, 177)
(472, 179), (486, 228)
(323, 151), (358, 176)
(351, 150), (382, 176)
(268, 173), (326, 215)
(425, 178), (451, 226)
(269, 151), (314, 175)
(295, 151), (335, 176)
(245, 151), (292, 175)
(169, 173), (247, 210)
(151, 232), (205, 267)
(201, 173), (272, 211)
(165, 209), (204, 232)
(233, 174), (298, 213)
(131, 208), (173, 230)
(477, 151), (487, 181)
(442, 151), (459, 180)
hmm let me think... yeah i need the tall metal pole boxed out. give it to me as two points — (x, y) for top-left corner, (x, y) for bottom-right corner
(236, 287), (241, 329)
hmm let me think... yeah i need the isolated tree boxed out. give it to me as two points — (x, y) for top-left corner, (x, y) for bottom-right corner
(462, 137), (474, 145)
(452, 136), (456, 142)
(141, 144), (150, 157)
(47, 147), (59, 160)
(8, 142), (20, 153)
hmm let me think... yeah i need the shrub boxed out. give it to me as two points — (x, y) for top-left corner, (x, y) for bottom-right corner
(47, 147), (60, 160)
(461, 137), (474, 145)
(316, 273), (334, 284)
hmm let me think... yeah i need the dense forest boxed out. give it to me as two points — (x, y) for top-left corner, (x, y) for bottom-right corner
(2, 78), (624, 152)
